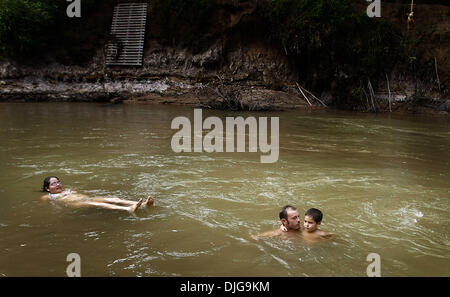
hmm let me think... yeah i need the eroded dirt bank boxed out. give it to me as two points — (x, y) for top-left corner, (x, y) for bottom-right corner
(0, 0), (448, 115)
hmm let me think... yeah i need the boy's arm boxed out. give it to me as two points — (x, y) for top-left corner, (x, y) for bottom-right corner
(317, 230), (335, 239)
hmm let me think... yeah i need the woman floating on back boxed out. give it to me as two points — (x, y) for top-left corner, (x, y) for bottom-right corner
(41, 176), (154, 213)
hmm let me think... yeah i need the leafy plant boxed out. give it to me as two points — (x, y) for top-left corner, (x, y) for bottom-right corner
(0, 0), (55, 58)
(261, 0), (412, 107)
(0, 0), (104, 63)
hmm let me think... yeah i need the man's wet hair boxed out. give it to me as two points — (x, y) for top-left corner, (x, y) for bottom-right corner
(305, 208), (323, 223)
(42, 176), (59, 192)
(279, 205), (297, 220)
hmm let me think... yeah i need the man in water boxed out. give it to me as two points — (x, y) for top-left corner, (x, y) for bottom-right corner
(251, 205), (301, 239)
(252, 205), (334, 242)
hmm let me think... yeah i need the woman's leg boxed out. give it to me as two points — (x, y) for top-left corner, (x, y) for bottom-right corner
(73, 198), (143, 212)
(92, 196), (154, 208)
(91, 197), (136, 206)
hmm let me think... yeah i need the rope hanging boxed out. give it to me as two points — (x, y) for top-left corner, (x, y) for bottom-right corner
(407, 0), (414, 31)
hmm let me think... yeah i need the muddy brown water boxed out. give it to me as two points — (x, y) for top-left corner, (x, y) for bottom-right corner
(0, 103), (448, 276)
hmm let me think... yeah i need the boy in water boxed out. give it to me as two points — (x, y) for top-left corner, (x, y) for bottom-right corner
(301, 208), (334, 241)
(280, 207), (334, 242)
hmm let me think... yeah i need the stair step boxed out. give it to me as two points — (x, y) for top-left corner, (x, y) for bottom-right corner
(106, 3), (148, 67)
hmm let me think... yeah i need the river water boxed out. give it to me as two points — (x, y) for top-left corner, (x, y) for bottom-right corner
(0, 103), (448, 276)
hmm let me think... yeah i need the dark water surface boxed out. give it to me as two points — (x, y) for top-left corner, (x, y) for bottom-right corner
(0, 103), (448, 276)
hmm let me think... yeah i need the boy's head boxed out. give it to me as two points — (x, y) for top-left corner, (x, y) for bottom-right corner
(304, 208), (323, 233)
(279, 205), (301, 231)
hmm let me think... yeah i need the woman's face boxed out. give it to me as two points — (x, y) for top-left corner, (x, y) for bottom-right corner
(47, 177), (63, 194)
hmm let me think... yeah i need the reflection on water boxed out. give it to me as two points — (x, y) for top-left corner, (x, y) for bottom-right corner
(0, 103), (448, 276)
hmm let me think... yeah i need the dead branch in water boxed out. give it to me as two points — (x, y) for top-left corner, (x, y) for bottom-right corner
(367, 79), (377, 112)
(385, 73), (392, 113)
(362, 85), (370, 112)
(296, 82), (327, 107)
(296, 82), (312, 106)
(435, 57), (441, 94)
(299, 83), (327, 107)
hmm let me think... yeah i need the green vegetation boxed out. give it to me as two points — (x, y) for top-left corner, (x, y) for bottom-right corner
(151, 0), (432, 108)
(0, 0), (54, 58)
(0, 0), (445, 106)
(0, 0), (104, 64)
(261, 0), (412, 108)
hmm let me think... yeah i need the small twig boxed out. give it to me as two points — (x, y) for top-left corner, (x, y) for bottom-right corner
(215, 87), (226, 100)
(216, 74), (224, 84)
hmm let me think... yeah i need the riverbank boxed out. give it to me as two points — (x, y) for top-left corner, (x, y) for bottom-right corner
(0, 0), (448, 115)
(1, 62), (448, 115)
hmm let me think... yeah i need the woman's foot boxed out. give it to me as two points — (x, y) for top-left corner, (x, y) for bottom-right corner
(143, 196), (154, 208)
(129, 198), (143, 213)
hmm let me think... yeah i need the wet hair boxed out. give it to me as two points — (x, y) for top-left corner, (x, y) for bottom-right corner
(42, 176), (60, 192)
(279, 205), (297, 221)
(305, 208), (323, 223)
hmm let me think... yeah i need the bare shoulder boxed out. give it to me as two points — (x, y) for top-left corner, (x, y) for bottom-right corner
(250, 229), (281, 240)
(40, 194), (50, 201)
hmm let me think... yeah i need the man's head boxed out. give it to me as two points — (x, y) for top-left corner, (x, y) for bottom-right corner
(304, 208), (323, 233)
(279, 205), (301, 231)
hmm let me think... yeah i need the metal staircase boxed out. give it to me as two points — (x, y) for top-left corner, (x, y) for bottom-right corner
(105, 3), (148, 66)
